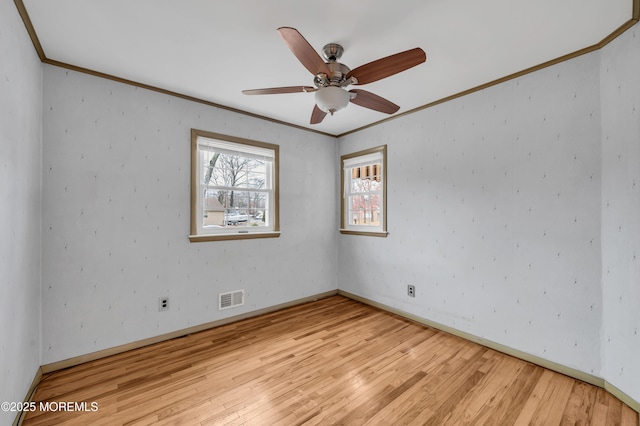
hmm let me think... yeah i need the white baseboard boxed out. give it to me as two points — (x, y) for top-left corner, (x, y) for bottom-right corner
(605, 380), (640, 415)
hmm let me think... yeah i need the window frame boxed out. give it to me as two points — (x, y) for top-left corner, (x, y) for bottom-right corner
(340, 145), (388, 237)
(189, 129), (280, 242)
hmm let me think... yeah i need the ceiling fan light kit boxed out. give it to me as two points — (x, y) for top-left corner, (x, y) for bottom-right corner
(315, 86), (350, 115)
(243, 27), (426, 124)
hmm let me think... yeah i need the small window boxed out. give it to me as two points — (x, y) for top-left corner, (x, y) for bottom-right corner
(340, 145), (387, 237)
(190, 129), (279, 242)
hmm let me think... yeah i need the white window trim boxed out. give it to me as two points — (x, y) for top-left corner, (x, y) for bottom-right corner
(340, 145), (388, 237)
(190, 129), (280, 242)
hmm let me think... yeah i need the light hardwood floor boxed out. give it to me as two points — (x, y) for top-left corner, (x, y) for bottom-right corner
(22, 296), (638, 425)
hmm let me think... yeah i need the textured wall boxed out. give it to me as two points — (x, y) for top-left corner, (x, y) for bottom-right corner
(338, 51), (603, 376)
(0, 0), (43, 422)
(41, 67), (338, 364)
(600, 23), (640, 403)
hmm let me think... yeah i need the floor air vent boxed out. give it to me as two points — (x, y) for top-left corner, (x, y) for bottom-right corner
(219, 290), (245, 310)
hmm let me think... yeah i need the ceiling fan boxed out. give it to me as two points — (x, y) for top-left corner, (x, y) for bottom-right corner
(242, 27), (427, 124)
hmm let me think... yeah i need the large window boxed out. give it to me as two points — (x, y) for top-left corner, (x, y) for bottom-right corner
(341, 145), (387, 236)
(190, 129), (279, 242)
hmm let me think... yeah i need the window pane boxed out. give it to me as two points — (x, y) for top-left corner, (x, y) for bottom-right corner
(191, 129), (279, 240)
(351, 177), (382, 193)
(341, 146), (386, 234)
(202, 189), (270, 229)
(202, 189), (225, 227)
(204, 153), (266, 190)
(347, 194), (381, 226)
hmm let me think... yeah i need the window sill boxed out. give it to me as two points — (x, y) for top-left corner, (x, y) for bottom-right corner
(189, 231), (281, 242)
(339, 229), (388, 237)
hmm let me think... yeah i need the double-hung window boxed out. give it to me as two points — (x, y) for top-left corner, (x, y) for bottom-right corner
(190, 129), (279, 241)
(341, 145), (387, 236)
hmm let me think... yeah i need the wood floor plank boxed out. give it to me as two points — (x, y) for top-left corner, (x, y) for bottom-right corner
(481, 363), (546, 425)
(591, 388), (611, 425)
(444, 356), (534, 424)
(560, 380), (597, 425)
(605, 390), (624, 426)
(625, 404), (640, 425)
(21, 296), (639, 426)
(513, 368), (557, 425)
(528, 372), (576, 425)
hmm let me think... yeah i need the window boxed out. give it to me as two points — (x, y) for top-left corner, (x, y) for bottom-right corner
(190, 129), (279, 242)
(340, 145), (387, 236)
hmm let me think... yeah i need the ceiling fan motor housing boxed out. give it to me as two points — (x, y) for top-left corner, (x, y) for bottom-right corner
(315, 62), (351, 87)
(314, 43), (353, 88)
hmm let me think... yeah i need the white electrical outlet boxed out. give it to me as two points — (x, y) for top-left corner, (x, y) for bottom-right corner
(159, 297), (169, 311)
(407, 285), (415, 297)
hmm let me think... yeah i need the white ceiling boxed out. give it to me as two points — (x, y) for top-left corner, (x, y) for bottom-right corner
(20, 0), (634, 136)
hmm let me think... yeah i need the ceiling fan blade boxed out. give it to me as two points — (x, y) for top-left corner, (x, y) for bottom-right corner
(242, 86), (316, 95)
(349, 89), (400, 114)
(347, 48), (426, 85)
(310, 104), (327, 124)
(277, 27), (331, 76)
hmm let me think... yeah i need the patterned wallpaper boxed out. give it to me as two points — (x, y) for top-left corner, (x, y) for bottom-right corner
(41, 67), (338, 364)
(4, 2), (639, 408)
(600, 23), (640, 403)
(0, 0), (43, 422)
(338, 50), (604, 376)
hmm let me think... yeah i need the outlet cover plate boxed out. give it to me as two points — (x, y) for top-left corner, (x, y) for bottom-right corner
(159, 297), (169, 311)
(407, 285), (415, 297)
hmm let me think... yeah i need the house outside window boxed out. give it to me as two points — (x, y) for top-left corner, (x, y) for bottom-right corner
(340, 145), (387, 237)
(190, 129), (279, 242)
